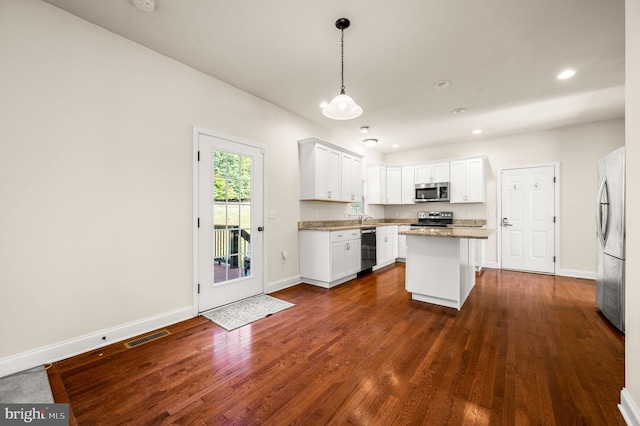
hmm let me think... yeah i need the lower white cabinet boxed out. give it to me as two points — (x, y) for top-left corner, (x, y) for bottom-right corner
(475, 239), (485, 272)
(405, 236), (476, 310)
(299, 229), (361, 288)
(397, 225), (410, 260)
(375, 225), (398, 270)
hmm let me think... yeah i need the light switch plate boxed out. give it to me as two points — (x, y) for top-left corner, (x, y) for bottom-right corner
(268, 209), (276, 219)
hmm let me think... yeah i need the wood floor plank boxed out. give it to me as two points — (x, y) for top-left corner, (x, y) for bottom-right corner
(48, 265), (625, 425)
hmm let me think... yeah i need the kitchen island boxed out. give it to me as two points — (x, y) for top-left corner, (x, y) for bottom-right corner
(400, 227), (494, 309)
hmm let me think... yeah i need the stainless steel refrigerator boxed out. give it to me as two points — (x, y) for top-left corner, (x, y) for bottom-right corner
(596, 146), (625, 333)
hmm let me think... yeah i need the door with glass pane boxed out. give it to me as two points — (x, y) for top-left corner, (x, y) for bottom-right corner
(197, 130), (264, 312)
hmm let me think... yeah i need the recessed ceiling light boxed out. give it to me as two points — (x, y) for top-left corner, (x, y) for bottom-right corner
(360, 126), (369, 134)
(451, 108), (467, 114)
(319, 102), (329, 109)
(434, 80), (452, 90)
(557, 69), (576, 80)
(363, 138), (378, 147)
(472, 129), (483, 135)
(133, 0), (155, 12)
(392, 144), (399, 148)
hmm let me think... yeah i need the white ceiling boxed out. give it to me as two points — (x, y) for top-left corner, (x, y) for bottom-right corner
(41, 0), (625, 153)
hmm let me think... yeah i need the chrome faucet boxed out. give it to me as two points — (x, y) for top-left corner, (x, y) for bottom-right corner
(360, 215), (373, 225)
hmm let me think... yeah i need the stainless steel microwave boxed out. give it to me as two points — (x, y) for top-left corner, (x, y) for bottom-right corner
(415, 182), (450, 202)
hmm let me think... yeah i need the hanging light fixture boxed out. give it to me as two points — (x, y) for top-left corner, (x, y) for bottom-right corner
(322, 18), (363, 120)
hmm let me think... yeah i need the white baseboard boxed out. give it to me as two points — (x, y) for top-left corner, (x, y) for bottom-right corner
(481, 262), (595, 280)
(620, 388), (640, 426)
(0, 306), (194, 379)
(267, 275), (301, 294)
(557, 268), (596, 280)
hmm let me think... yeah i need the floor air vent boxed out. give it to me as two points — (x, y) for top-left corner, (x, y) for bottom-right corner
(124, 329), (171, 349)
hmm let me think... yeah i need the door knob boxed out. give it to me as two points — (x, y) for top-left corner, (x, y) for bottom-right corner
(258, 226), (264, 231)
(502, 218), (513, 227)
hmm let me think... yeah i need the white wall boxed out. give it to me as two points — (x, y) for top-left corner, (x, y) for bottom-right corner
(382, 119), (624, 275)
(622, 0), (640, 422)
(0, 0), (353, 368)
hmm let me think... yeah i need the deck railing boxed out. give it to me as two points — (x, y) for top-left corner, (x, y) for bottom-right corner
(213, 225), (250, 268)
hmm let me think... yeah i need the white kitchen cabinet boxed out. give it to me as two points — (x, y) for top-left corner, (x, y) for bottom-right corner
(405, 235), (476, 310)
(341, 153), (362, 202)
(475, 239), (485, 272)
(369, 164), (401, 204)
(449, 156), (486, 203)
(298, 138), (363, 202)
(415, 162), (450, 184)
(385, 166), (402, 204)
(367, 163), (387, 204)
(401, 166), (415, 204)
(397, 225), (410, 260)
(299, 229), (362, 288)
(375, 225), (398, 270)
(331, 237), (361, 281)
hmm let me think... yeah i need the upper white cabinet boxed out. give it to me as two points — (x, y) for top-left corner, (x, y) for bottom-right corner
(368, 164), (403, 205)
(401, 166), (415, 204)
(298, 138), (363, 202)
(341, 153), (362, 202)
(415, 162), (449, 184)
(385, 166), (402, 204)
(449, 156), (486, 203)
(366, 157), (485, 204)
(367, 163), (387, 204)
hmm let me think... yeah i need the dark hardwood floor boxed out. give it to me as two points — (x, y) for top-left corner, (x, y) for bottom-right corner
(49, 265), (625, 425)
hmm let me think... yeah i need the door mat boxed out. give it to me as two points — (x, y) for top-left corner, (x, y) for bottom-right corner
(201, 295), (295, 331)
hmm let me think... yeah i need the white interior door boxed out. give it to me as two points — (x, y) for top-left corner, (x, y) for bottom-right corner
(197, 130), (265, 312)
(501, 165), (556, 273)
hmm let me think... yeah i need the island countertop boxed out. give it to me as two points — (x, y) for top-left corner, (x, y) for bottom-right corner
(298, 219), (487, 232)
(400, 227), (494, 239)
(298, 219), (415, 231)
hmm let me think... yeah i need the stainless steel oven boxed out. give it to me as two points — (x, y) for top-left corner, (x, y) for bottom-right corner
(361, 228), (377, 272)
(415, 182), (450, 202)
(411, 211), (453, 228)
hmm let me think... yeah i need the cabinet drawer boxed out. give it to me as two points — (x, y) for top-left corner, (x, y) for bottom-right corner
(330, 229), (361, 242)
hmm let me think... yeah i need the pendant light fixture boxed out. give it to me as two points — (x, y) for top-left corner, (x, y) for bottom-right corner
(322, 18), (363, 120)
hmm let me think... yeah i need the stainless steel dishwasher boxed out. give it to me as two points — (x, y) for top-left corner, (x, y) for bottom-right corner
(360, 227), (377, 273)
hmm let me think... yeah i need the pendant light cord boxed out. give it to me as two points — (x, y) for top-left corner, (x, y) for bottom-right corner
(340, 29), (345, 94)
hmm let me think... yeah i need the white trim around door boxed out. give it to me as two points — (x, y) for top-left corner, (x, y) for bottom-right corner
(192, 127), (268, 314)
(497, 162), (560, 274)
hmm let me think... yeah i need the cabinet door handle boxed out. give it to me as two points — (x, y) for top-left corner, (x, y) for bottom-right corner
(327, 191), (332, 198)
(346, 242), (350, 250)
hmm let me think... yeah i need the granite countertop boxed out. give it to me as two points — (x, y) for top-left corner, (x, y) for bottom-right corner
(298, 219), (416, 231)
(399, 227), (494, 239)
(298, 219), (488, 232)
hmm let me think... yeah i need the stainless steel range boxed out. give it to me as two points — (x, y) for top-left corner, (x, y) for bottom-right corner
(411, 211), (453, 228)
